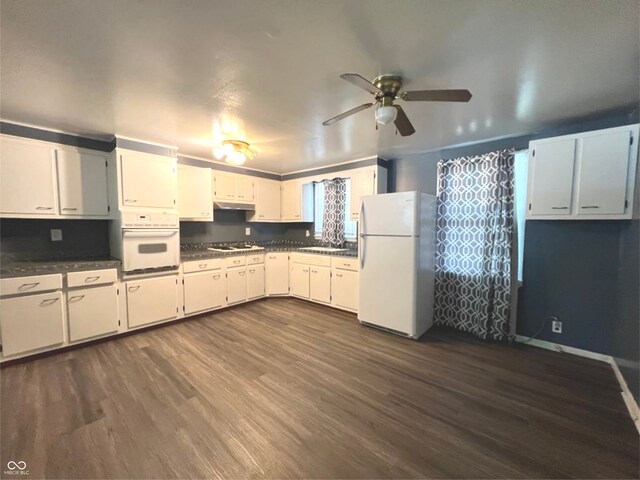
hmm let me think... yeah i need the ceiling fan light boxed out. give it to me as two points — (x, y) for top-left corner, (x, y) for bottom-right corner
(226, 151), (246, 166)
(376, 105), (397, 125)
(213, 147), (224, 160)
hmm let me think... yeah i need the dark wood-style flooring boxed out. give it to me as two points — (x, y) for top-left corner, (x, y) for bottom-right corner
(1, 298), (638, 479)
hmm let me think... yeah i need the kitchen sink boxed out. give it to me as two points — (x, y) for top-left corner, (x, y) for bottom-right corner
(298, 247), (347, 252)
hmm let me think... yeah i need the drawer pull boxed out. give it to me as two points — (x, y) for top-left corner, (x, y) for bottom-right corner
(303, 269), (308, 273)
(343, 263), (350, 266)
(269, 256), (276, 259)
(551, 206), (568, 210)
(128, 285), (140, 292)
(237, 195), (245, 198)
(249, 269), (256, 273)
(239, 271), (246, 276)
(40, 297), (59, 306)
(124, 199), (137, 203)
(213, 274), (221, 279)
(201, 212), (209, 216)
(84, 276), (100, 283)
(18, 282), (40, 291)
(36, 206), (53, 210)
(199, 264), (208, 269)
(62, 207), (78, 211)
(68, 295), (85, 302)
(233, 260), (241, 264)
(259, 215), (265, 218)
(311, 269), (317, 273)
(581, 205), (600, 209)
(335, 273), (343, 278)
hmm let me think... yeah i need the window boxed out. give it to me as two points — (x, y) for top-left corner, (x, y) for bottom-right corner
(514, 150), (528, 282)
(314, 179), (357, 239)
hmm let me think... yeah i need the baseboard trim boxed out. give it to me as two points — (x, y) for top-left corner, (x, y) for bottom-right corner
(514, 335), (611, 362)
(515, 335), (640, 435)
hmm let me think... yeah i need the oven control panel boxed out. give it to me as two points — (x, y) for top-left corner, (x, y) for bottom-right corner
(121, 212), (179, 228)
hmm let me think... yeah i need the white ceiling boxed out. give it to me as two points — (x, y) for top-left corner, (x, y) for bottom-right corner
(1, 0), (638, 173)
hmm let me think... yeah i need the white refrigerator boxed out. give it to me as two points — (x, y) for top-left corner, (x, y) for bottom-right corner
(357, 191), (437, 339)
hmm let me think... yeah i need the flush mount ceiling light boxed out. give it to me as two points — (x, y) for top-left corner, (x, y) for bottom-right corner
(213, 139), (257, 166)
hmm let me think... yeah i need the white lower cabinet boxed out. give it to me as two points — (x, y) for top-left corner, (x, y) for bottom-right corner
(247, 264), (265, 300)
(290, 263), (310, 299)
(183, 270), (226, 315)
(126, 275), (179, 328)
(0, 291), (64, 356)
(227, 267), (247, 305)
(331, 269), (358, 312)
(67, 284), (119, 341)
(266, 253), (289, 295)
(309, 266), (331, 304)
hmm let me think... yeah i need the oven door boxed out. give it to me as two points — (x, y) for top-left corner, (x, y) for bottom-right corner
(122, 229), (180, 272)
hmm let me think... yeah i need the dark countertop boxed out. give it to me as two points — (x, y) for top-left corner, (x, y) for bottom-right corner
(180, 242), (358, 261)
(0, 258), (121, 279)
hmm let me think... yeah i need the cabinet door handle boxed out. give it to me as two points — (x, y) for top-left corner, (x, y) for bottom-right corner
(581, 205), (600, 209)
(199, 264), (208, 269)
(62, 207), (78, 211)
(551, 206), (568, 210)
(294, 214), (300, 218)
(239, 271), (245, 276)
(124, 199), (137, 203)
(201, 212), (209, 216)
(84, 276), (100, 283)
(213, 274), (221, 279)
(128, 285), (140, 292)
(269, 256), (276, 259)
(303, 269), (308, 273)
(311, 269), (317, 273)
(249, 269), (255, 273)
(336, 273), (343, 278)
(343, 263), (350, 266)
(36, 206), (53, 210)
(259, 215), (265, 218)
(238, 195), (245, 198)
(233, 260), (241, 264)
(19, 282), (40, 290)
(68, 295), (85, 302)
(40, 297), (59, 306)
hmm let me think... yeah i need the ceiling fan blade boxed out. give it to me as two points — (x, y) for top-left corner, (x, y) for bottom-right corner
(401, 89), (472, 102)
(322, 103), (374, 126)
(393, 105), (416, 137)
(340, 73), (383, 95)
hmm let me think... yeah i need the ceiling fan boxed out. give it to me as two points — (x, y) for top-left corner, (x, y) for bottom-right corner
(322, 73), (472, 136)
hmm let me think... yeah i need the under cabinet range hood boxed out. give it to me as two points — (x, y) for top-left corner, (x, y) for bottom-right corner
(213, 201), (255, 210)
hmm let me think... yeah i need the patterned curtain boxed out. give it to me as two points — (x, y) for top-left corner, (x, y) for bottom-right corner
(433, 149), (515, 340)
(321, 178), (347, 246)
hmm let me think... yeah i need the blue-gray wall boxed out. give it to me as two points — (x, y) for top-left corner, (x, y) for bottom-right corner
(390, 106), (639, 400)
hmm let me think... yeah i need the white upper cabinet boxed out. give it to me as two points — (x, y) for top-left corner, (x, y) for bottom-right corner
(527, 138), (576, 216)
(248, 179), (281, 222)
(575, 130), (632, 216)
(56, 147), (110, 217)
(0, 135), (58, 216)
(177, 164), (213, 221)
(281, 180), (314, 222)
(527, 124), (638, 220)
(349, 170), (376, 221)
(119, 150), (177, 210)
(212, 171), (254, 203)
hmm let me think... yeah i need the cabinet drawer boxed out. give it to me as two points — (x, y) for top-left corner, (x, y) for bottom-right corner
(247, 253), (265, 265)
(0, 274), (62, 297)
(183, 258), (223, 273)
(224, 256), (246, 268)
(67, 268), (117, 288)
(332, 257), (358, 271)
(290, 253), (331, 267)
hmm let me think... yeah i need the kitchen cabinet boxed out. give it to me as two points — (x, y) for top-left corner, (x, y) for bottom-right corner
(309, 266), (331, 304)
(213, 171), (254, 203)
(56, 147), (110, 217)
(575, 130), (632, 216)
(281, 180), (314, 222)
(0, 291), (64, 356)
(349, 170), (375, 221)
(0, 135), (57, 216)
(527, 124), (638, 220)
(183, 270), (226, 315)
(331, 268), (358, 312)
(177, 164), (213, 221)
(247, 264), (265, 300)
(67, 284), (119, 341)
(227, 266), (247, 305)
(289, 263), (310, 299)
(266, 252), (289, 295)
(247, 179), (281, 221)
(126, 275), (179, 328)
(527, 139), (576, 217)
(119, 150), (177, 210)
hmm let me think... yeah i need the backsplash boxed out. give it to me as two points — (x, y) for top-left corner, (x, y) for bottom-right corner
(0, 219), (110, 261)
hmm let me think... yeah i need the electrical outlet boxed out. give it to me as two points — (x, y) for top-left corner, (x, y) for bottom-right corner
(245, 227), (251, 236)
(50, 229), (62, 242)
(552, 320), (562, 334)
(305, 230), (310, 237)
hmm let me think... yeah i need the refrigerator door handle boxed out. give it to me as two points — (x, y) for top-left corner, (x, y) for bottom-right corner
(359, 202), (366, 270)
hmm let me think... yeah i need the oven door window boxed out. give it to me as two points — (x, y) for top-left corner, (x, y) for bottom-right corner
(138, 243), (168, 254)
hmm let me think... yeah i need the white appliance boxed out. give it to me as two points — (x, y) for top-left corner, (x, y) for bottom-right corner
(110, 212), (180, 273)
(358, 191), (436, 339)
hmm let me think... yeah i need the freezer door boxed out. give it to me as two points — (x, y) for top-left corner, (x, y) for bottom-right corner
(358, 235), (417, 336)
(360, 191), (419, 236)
